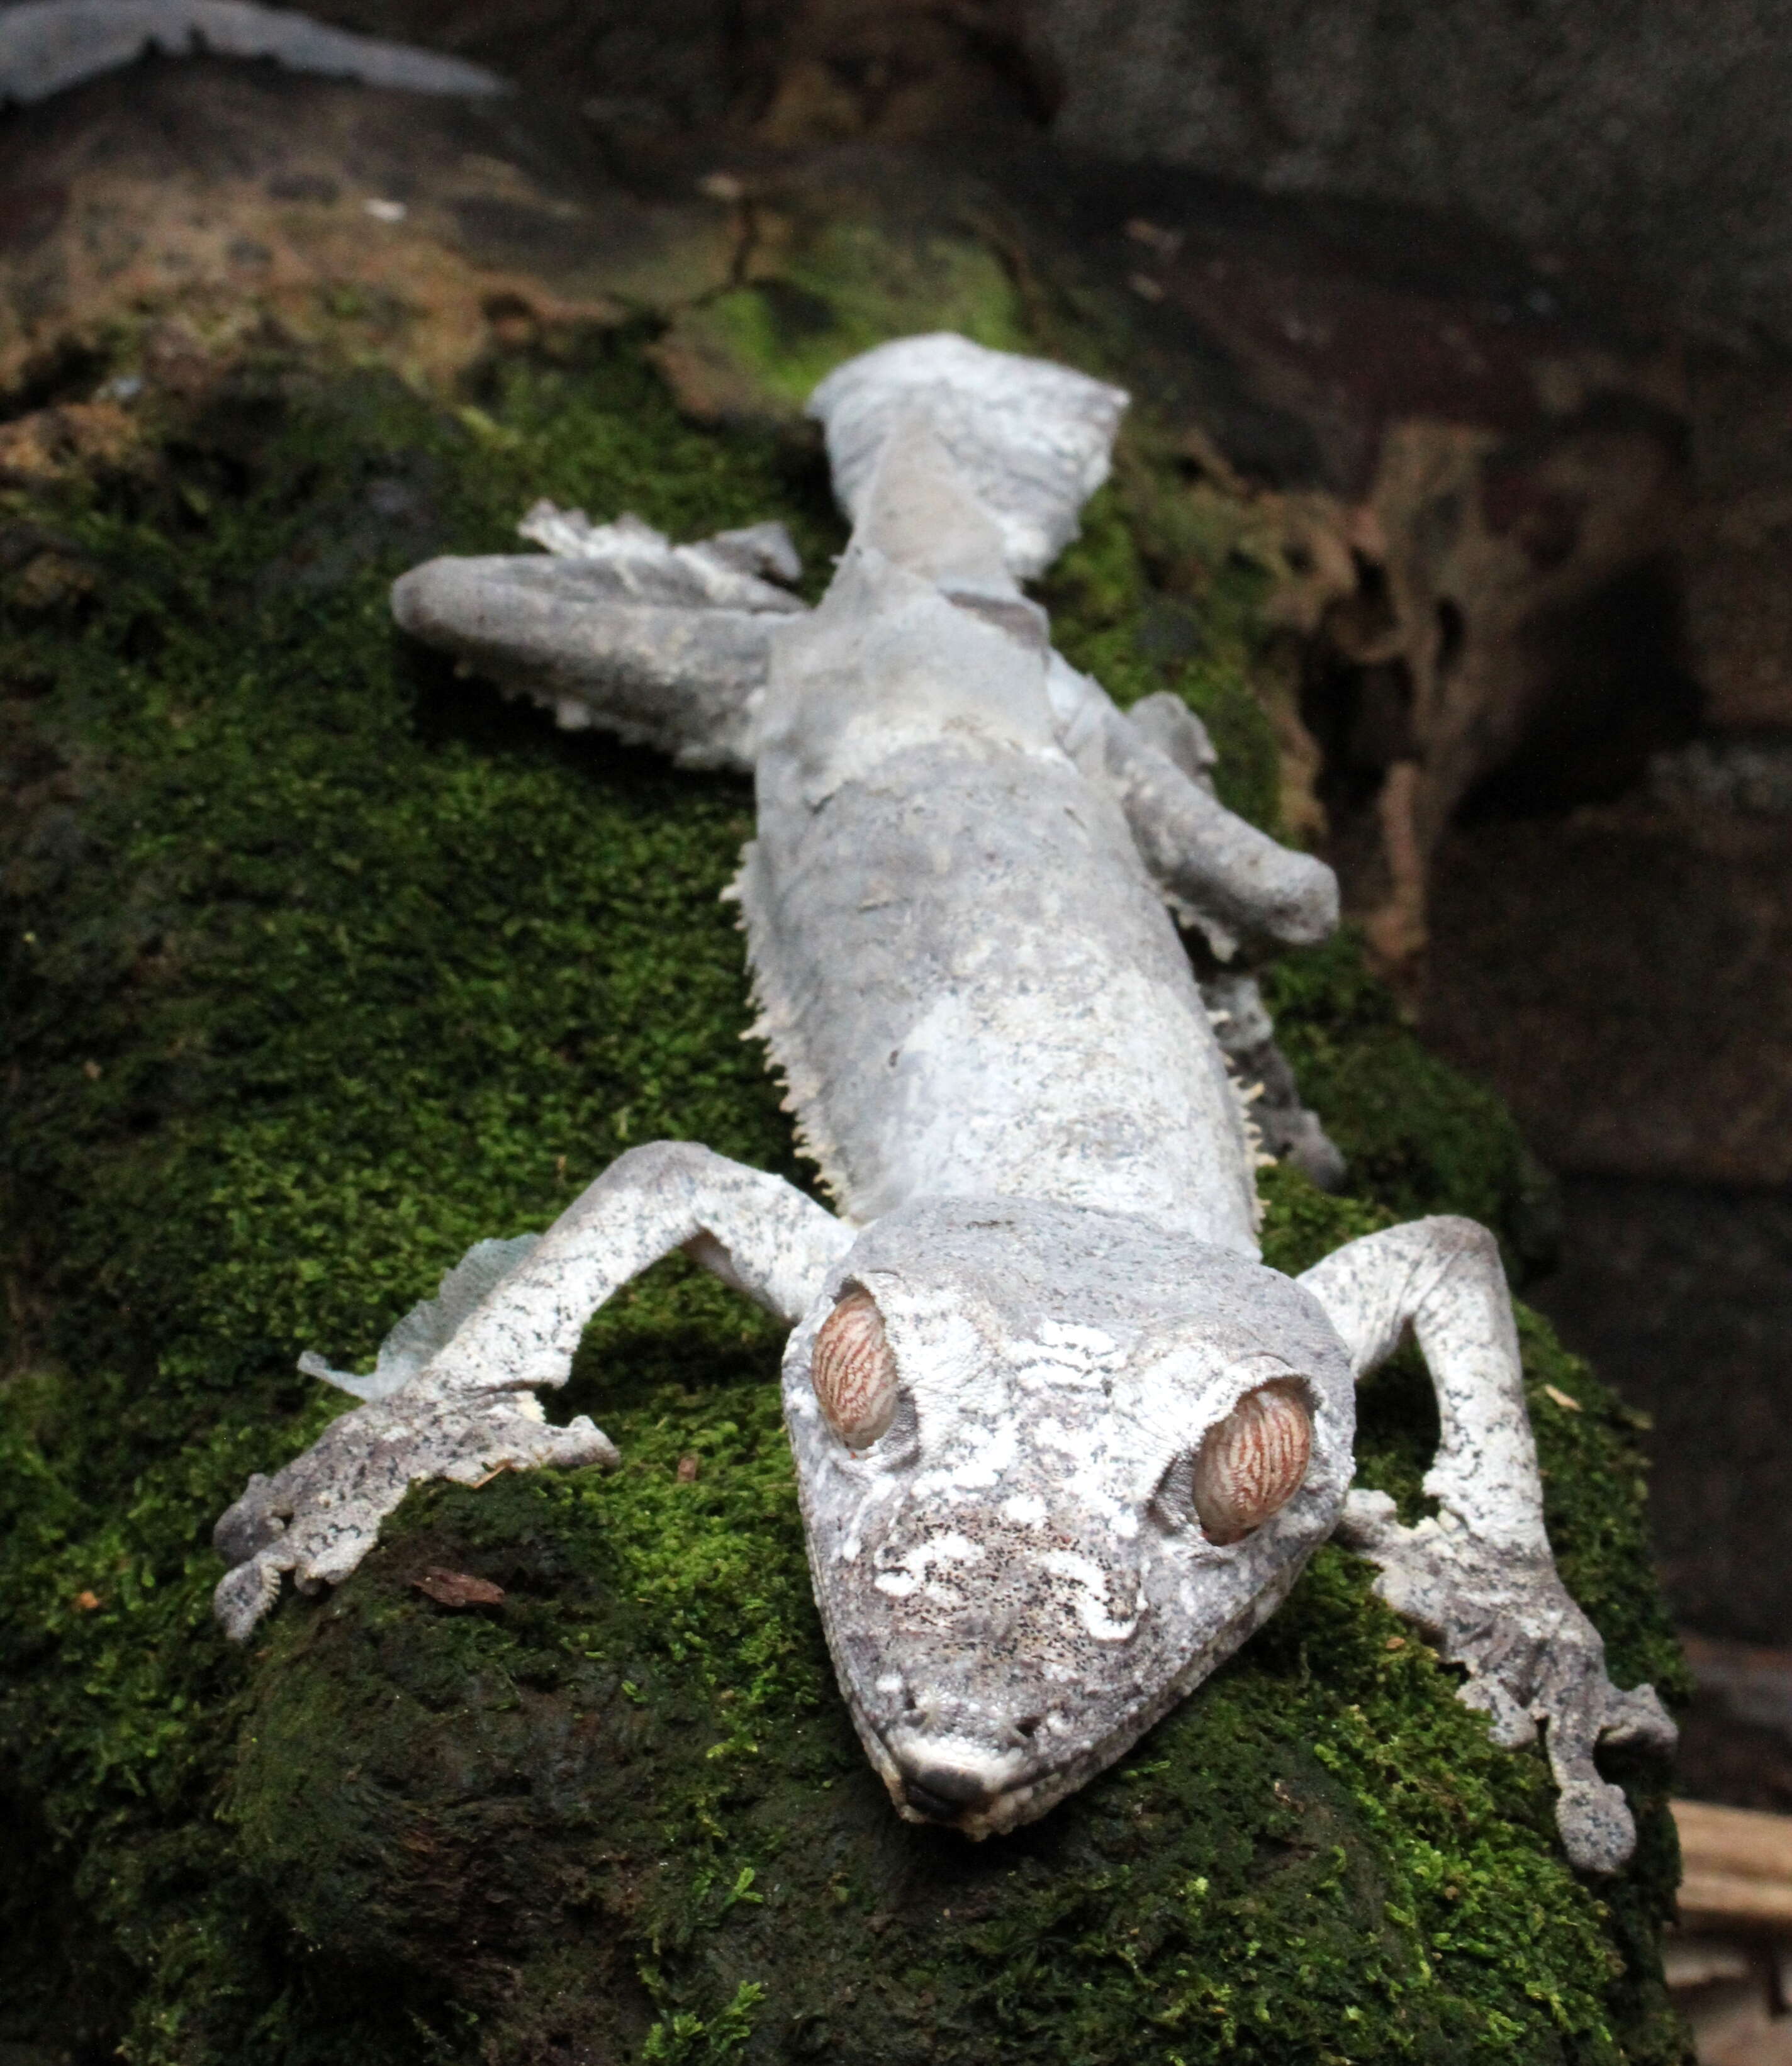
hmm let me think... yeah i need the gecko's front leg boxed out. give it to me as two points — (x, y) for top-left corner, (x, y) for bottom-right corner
(213, 1142), (849, 1640)
(1299, 1218), (1676, 1873)
(392, 509), (807, 771)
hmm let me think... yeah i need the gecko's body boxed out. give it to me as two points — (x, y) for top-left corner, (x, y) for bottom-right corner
(744, 546), (1258, 1249)
(214, 335), (1672, 1873)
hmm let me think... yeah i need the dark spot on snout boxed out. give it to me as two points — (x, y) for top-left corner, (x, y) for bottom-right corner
(902, 1763), (996, 1822)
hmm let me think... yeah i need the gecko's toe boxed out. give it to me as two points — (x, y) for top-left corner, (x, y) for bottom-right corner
(214, 1553), (286, 1643)
(1603, 1682), (1678, 1755)
(1554, 1773), (1639, 1875)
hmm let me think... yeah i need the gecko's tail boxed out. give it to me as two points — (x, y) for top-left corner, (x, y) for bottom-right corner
(807, 335), (1129, 586)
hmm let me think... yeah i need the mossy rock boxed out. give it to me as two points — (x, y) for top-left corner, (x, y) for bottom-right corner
(0, 307), (1685, 2063)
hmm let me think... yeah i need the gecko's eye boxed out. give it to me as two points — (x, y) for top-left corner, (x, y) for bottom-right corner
(1192, 1380), (1312, 1544)
(812, 1288), (899, 1448)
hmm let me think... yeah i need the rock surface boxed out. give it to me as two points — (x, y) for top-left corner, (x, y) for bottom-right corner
(1038, 0), (1792, 358)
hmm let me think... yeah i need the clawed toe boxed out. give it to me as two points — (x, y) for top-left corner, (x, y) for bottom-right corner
(214, 1553), (288, 1643)
(1603, 1682), (1678, 1755)
(1550, 1770), (1639, 1876)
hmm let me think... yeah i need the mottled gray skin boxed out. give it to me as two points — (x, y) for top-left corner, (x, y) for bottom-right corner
(215, 333), (1672, 1875)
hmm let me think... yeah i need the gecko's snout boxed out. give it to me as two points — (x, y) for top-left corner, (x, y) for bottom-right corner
(900, 1762), (994, 1823)
(885, 1730), (1029, 1831)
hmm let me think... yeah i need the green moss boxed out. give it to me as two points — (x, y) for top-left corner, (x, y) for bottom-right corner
(0, 325), (1683, 2064)
(1261, 934), (1562, 1278)
(1038, 474), (1285, 833)
(670, 220), (1031, 416)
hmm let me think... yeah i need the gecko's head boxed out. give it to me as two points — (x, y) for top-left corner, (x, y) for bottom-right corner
(782, 1197), (1355, 1839)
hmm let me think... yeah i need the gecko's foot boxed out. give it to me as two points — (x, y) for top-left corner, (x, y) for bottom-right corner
(1339, 1490), (1677, 1873)
(213, 1388), (617, 1642)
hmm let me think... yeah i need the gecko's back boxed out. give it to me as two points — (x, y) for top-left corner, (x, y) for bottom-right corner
(737, 535), (1260, 1254)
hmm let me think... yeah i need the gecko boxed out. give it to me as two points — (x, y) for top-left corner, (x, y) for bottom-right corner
(211, 333), (1674, 1872)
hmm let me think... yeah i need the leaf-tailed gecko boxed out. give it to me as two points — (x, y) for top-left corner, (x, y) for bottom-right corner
(213, 334), (1672, 1872)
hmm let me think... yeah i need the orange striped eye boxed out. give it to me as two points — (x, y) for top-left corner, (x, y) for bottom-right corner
(1192, 1380), (1312, 1544)
(811, 1289), (899, 1448)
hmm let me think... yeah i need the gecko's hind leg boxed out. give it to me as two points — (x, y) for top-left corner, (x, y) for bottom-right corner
(213, 1142), (849, 1641)
(391, 510), (807, 771)
(1093, 682), (1338, 954)
(1299, 1217), (1676, 1872)
(1048, 657), (1335, 967)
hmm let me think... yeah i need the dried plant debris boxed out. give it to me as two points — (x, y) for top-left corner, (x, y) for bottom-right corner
(411, 1566), (506, 1609)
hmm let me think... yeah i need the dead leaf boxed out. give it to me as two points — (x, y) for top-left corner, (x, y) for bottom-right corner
(1542, 1383), (1582, 1412)
(72, 1589), (101, 1612)
(412, 1566), (506, 1609)
(676, 1454), (701, 1483)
